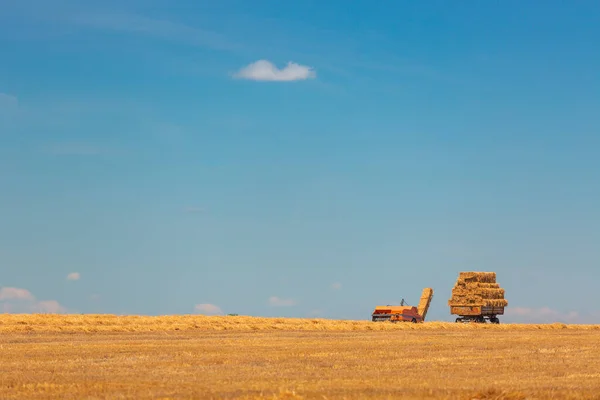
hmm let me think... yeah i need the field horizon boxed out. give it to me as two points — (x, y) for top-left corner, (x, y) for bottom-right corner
(2, 313), (599, 333)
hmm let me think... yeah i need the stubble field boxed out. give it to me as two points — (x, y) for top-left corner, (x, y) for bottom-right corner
(1, 315), (600, 399)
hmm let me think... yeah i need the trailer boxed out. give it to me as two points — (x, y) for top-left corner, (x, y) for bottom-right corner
(451, 305), (503, 324)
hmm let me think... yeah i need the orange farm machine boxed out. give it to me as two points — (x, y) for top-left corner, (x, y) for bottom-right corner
(371, 288), (434, 323)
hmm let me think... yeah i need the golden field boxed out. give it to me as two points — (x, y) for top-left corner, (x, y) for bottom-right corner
(1, 315), (600, 399)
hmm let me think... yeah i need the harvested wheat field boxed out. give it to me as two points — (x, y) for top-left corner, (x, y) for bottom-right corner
(1, 315), (600, 399)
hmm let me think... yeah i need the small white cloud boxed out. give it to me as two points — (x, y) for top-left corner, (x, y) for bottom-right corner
(331, 282), (342, 290)
(233, 60), (316, 82)
(0, 287), (35, 301)
(268, 296), (296, 307)
(67, 272), (80, 281)
(194, 303), (223, 315)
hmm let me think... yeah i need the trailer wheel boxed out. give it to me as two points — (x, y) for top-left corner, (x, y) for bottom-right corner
(491, 317), (500, 324)
(411, 318), (417, 323)
(455, 318), (462, 323)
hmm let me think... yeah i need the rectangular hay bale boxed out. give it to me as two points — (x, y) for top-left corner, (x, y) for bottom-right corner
(449, 271), (507, 311)
(458, 271), (497, 283)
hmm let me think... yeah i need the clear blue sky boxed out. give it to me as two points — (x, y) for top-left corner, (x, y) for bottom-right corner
(1, 1), (599, 323)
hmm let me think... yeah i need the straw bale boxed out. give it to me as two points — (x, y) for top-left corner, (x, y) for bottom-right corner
(448, 299), (508, 307)
(483, 299), (508, 307)
(475, 288), (505, 299)
(448, 299), (483, 306)
(475, 283), (500, 289)
(458, 272), (497, 283)
(455, 293), (479, 297)
(453, 287), (504, 296)
(448, 271), (507, 309)
(454, 281), (500, 289)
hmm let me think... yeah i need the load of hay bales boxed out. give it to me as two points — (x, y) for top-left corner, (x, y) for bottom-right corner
(448, 272), (508, 307)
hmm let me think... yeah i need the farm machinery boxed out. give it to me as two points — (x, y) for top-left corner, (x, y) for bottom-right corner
(371, 288), (434, 323)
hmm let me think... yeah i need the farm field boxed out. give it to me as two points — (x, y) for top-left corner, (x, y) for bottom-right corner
(1, 315), (600, 399)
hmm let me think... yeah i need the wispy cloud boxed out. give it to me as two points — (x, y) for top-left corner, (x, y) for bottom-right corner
(0, 286), (67, 314)
(331, 282), (342, 290)
(72, 13), (238, 52)
(12, 8), (444, 89)
(61, 12), (443, 91)
(194, 303), (223, 315)
(504, 306), (598, 324)
(233, 60), (316, 82)
(0, 287), (35, 301)
(66, 272), (80, 281)
(268, 296), (297, 307)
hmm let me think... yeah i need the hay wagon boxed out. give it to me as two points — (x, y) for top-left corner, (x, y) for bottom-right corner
(450, 305), (503, 324)
(448, 271), (507, 324)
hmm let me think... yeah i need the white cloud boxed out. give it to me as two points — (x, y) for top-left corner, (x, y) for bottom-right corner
(0, 287), (34, 301)
(233, 60), (316, 82)
(194, 303), (223, 315)
(268, 296), (297, 307)
(331, 282), (342, 290)
(0, 286), (67, 314)
(504, 306), (591, 324)
(66, 272), (80, 281)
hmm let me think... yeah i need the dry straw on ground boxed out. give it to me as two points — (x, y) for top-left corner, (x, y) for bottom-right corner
(0, 314), (598, 333)
(1, 314), (600, 399)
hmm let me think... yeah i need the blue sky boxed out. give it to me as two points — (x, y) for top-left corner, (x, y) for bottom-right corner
(1, 0), (599, 323)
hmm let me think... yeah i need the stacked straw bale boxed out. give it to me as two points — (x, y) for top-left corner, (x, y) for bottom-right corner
(448, 272), (508, 307)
